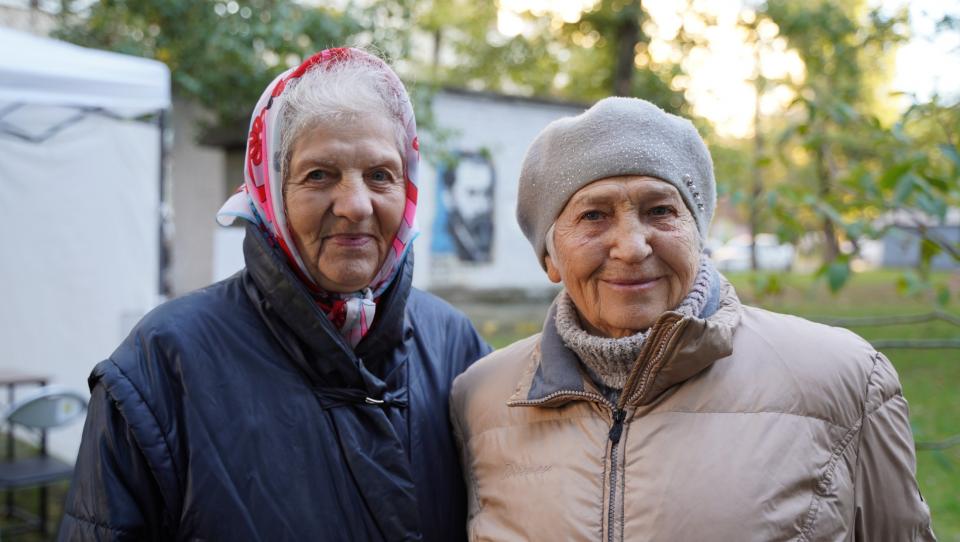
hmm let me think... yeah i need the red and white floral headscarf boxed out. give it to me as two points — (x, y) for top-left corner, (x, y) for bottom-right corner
(217, 48), (420, 348)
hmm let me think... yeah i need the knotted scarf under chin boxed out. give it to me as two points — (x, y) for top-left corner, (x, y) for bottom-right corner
(317, 288), (377, 348)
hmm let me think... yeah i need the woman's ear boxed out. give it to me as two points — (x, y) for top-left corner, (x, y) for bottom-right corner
(544, 254), (562, 284)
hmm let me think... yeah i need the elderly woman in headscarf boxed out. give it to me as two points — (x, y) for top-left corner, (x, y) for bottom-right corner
(449, 97), (934, 541)
(60, 48), (490, 541)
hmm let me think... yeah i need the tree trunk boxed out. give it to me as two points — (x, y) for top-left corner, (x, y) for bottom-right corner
(613, 0), (642, 96)
(750, 41), (764, 271)
(432, 28), (442, 76)
(816, 140), (841, 262)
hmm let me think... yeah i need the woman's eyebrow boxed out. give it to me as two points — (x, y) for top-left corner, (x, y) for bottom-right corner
(636, 186), (680, 201)
(293, 154), (401, 170)
(291, 156), (337, 170)
(569, 193), (617, 206)
(570, 187), (679, 207)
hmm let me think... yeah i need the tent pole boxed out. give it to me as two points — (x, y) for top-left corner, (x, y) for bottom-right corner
(158, 109), (171, 300)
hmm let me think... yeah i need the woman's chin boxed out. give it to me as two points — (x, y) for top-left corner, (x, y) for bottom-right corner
(313, 266), (377, 293)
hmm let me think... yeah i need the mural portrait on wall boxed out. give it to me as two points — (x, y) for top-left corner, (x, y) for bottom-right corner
(431, 150), (496, 263)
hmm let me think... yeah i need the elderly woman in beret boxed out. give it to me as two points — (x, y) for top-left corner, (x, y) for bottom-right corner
(449, 97), (934, 541)
(61, 48), (490, 541)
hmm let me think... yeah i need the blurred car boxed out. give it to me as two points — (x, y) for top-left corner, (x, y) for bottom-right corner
(711, 234), (795, 272)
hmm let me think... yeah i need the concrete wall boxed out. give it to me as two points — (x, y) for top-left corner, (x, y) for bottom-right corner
(169, 100), (227, 296)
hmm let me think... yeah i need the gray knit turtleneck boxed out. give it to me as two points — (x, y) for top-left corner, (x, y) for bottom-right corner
(555, 256), (715, 390)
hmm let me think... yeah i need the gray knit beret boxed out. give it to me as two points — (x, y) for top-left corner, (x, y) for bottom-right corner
(517, 97), (716, 268)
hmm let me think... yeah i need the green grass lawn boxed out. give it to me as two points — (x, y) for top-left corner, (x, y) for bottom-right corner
(475, 269), (960, 540)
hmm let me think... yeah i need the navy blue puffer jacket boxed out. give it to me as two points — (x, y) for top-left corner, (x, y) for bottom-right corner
(59, 224), (491, 541)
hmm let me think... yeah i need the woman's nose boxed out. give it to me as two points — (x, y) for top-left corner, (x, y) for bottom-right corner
(330, 175), (374, 222)
(609, 218), (653, 262)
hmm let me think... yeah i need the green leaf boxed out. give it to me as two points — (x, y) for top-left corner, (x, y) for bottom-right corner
(879, 161), (912, 190)
(936, 284), (950, 307)
(751, 273), (783, 298)
(844, 220), (865, 239)
(825, 258), (850, 292)
(815, 200), (844, 225)
(896, 271), (927, 297)
(891, 121), (910, 143)
(765, 273), (783, 296)
(892, 174), (915, 205)
(940, 143), (960, 168)
(920, 238), (942, 265)
(920, 173), (949, 192)
(896, 274), (909, 295)
(916, 192), (947, 220)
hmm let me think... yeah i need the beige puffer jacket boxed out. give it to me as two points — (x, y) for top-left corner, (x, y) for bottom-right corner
(450, 282), (935, 541)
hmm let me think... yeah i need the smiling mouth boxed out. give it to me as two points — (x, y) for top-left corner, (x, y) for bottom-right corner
(603, 276), (661, 289)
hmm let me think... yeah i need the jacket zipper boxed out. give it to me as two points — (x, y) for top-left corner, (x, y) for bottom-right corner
(511, 317), (687, 541)
(607, 408), (626, 542)
(506, 389), (612, 409)
(606, 319), (685, 541)
(628, 319), (687, 404)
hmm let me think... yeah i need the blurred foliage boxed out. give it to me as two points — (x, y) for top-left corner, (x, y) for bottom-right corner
(51, 0), (959, 299)
(54, 0), (361, 132)
(764, 0), (909, 264)
(717, 0), (960, 298)
(415, 0), (689, 112)
(551, 0), (685, 110)
(412, 0), (563, 97)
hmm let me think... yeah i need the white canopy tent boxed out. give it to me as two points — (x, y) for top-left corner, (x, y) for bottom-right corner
(0, 28), (170, 460)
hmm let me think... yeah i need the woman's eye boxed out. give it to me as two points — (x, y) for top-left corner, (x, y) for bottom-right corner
(581, 210), (604, 221)
(306, 170), (326, 181)
(649, 206), (672, 216)
(369, 170), (393, 182)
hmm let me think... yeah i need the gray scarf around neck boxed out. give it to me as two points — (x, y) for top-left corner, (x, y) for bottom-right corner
(555, 255), (718, 391)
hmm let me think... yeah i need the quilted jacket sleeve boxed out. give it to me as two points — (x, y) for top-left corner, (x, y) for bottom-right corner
(854, 353), (936, 541)
(58, 378), (168, 541)
(448, 378), (478, 522)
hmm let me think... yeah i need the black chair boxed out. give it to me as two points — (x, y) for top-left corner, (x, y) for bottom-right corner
(0, 386), (87, 538)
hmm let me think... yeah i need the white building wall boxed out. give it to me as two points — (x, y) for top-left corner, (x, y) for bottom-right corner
(414, 91), (585, 293)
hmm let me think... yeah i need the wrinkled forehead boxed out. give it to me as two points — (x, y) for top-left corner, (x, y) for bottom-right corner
(563, 175), (681, 211)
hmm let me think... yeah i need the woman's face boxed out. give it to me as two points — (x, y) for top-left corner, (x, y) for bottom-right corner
(545, 176), (700, 338)
(284, 114), (405, 293)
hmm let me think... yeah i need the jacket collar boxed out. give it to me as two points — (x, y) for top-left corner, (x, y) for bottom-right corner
(508, 278), (742, 409)
(241, 222), (413, 393)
